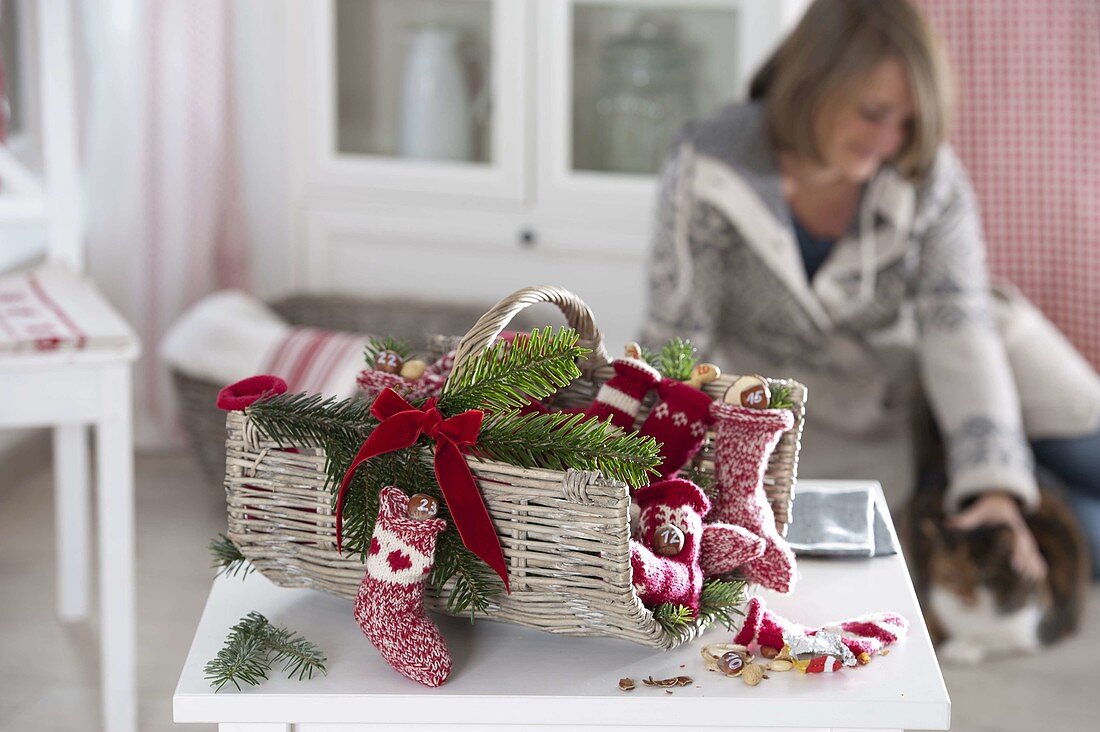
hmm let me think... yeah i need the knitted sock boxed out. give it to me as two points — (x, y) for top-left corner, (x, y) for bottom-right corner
(699, 522), (766, 578)
(709, 402), (797, 593)
(733, 596), (810, 654)
(585, 357), (662, 431)
(630, 478), (709, 612)
(638, 378), (715, 478)
(735, 597), (909, 665)
(353, 485), (451, 687)
(821, 612), (910, 664)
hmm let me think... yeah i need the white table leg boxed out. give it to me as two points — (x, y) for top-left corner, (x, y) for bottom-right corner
(96, 363), (136, 732)
(54, 423), (91, 621)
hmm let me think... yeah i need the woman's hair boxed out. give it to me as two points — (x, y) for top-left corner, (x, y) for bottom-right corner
(749, 0), (953, 180)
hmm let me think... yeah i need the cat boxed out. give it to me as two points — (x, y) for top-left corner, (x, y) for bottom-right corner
(903, 477), (1090, 665)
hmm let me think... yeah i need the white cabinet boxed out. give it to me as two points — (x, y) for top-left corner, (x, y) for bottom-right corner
(287, 0), (806, 345)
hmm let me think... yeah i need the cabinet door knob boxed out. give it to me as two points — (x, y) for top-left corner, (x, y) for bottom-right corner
(518, 228), (537, 248)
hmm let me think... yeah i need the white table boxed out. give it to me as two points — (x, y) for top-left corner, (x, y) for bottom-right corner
(174, 481), (950, 731)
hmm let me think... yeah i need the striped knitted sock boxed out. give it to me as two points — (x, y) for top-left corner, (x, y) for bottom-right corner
(585, 357), (661, 431)
(821, 612), (909, 664)
(353, 485), (451, 687)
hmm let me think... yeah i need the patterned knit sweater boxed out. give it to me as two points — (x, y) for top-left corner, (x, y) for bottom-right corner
(640, 102), (1038, 512)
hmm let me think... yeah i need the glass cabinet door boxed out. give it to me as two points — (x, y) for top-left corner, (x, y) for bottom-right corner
(303, 0), (527, 201)
(540, 0), (787, 211)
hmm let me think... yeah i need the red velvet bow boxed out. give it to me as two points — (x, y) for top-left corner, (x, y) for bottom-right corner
(334, 388), (510, 592)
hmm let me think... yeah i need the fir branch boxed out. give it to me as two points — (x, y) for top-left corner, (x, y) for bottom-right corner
(429, 529), (503, 618)
(475, 410), (661, 488)
(652, 602), (695, 631)
(246, 391), (377, 449)
(681, 465), (716, 497)
(650, 579), (746, 640)
(264, 623), (329, 681)
(439, 326), (588, 415)
(204, 612), (326, 692)
(657, 337), (698, 381)
(363, 335), (414, 367)
(209, 534), (254, 579)
(768, 383), (795, 410)
(696, 578), (748, 631)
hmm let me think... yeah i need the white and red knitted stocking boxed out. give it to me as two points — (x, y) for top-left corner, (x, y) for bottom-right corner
(735, 597), (909, 664)
(698, 522), (766, 578)
(709, 402), (797, 593)
(638, 378), (714, 479)
(585, 357), (662, 431)
(734, 596), (811, 654)
(630, 478), (709, 612)
(821, 612), (910, 664)
(353, 485), (451, 687)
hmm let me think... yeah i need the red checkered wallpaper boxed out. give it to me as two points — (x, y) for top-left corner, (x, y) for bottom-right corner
(917, 0), (1100, 369)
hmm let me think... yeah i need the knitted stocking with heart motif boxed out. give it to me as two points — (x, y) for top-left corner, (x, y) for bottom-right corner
(638, 378), (715, 479)
(709, 402), (797, 593)
(630, 478), (709, 612)
(353, 485), (451, 687)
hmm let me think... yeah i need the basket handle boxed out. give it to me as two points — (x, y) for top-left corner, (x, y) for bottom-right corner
(446, 285), (611, 390)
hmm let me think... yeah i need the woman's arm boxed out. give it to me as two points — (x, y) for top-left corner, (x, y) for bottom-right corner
(914, 147), (1039, 514)
(639, 142), (733, 358)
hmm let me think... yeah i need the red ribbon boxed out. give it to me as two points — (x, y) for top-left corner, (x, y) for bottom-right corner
(334, 388), (510, 592)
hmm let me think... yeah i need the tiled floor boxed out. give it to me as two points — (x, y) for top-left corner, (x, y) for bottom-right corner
(1, 438), (1097, 731)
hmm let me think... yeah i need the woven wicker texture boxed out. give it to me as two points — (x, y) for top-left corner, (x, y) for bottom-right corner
(222, 286), (806, 649)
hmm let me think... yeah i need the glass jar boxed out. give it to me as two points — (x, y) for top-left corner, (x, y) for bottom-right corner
(595, 16), (695, 175)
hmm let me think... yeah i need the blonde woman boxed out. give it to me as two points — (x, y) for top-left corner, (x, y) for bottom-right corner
(642, 0), (1100, 579)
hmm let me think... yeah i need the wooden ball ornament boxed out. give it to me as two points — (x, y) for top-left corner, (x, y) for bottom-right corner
(400, 359), (428, 380)
(725, 374), (771, 409)
(407, 493), (440, 520)
(375, 350), (404, 374)
(624, 342), (643, 360)
(652, 524), (685, 556)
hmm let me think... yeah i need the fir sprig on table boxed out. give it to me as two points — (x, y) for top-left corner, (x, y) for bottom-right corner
(439, 326), (588, 414)
(476, 410), (660, 488)
(651, 578), (748, 640)
(204, 612), (326, 692)
(209, 534), (253, 579)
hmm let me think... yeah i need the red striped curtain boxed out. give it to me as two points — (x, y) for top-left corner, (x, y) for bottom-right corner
(917, 0), (1100, 369)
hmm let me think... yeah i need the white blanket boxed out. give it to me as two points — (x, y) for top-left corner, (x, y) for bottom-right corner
(160, 290), (369, 398)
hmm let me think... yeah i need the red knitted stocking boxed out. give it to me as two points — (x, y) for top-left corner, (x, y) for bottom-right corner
(735, 597), (909, 664)
(733, 596), (811, 654)
(638, 378), (714, 479)
(698, 522), (766, 578)
(709, 402), (797, 593)
(353, 485), (451, 687)
(629, 478), (709, 612)
(584, 357), (662, 431)
(821, 612), (910, 664)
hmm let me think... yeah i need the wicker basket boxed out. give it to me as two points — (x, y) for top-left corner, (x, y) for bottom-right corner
(223, 286), (806, 649)
(173, 294), (544, 488)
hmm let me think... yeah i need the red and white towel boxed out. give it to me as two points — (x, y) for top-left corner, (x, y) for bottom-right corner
(0, 266), (135, 354)
(160, 290), (371, 398)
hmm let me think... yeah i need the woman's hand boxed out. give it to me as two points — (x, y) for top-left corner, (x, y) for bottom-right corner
(949, 492), (1047, 582)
